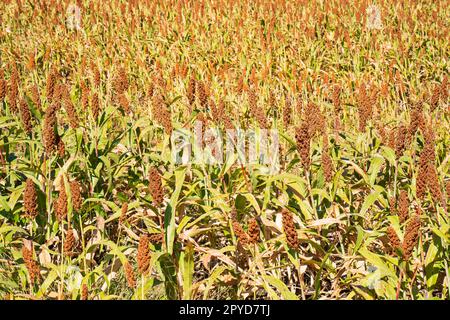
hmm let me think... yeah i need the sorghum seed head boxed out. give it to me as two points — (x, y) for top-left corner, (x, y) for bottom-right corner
(91, 92), (99, 120)
(124, 261), (136, 288)
(196, 80), (208, 111)
(426, 163), (443, 206)
(0, 69), (7, 102)
(43, 103), (58, 155)
(7, 83), (18, 114)
(30, 85), (41, 111)
(27, 51), (35, 70)
(93, 65), (101, 88)
(24, 178), (38, 219)
(232, 220), (250, 246)
(9, 64), (19, 110)
(440, 75), (448, 102)
(389, 196), (396, 215)
(147, 82), (155, 100)
(408, 102), (424, 139)
(395, 124), (408, 157)
(283, 95), (292, 127)
(295, 124), (310, 170)
(114, 66), (128, 94)
(332, 85), (341, 114)
(119, 202), (128, 224)
(81, 284), (88, 300)
(148, 166), (164, 207)
(402, 215), (420, 260)
(152, 92), (172, 134)
(281, 208), (299, 250)
(64, 228), (76, 257)
(137, 234), (151, 275)
(357, 84), (370, 132)
(46, 66), (57, 102)
(118, 93), (131, 114)
(248, 85), (268, 129)
(387, 226), (400, 255)
(70, 180), (82, 212)
(430, 85), (440, 112)
(416, 162), (427, 200)
(80, 81), (89, 111)
(62, 85), (79, 129)
(187, 76), (196, 107)
(148, 233), (164, 244)
(56, 134), (65, 158)
(22, 244), (40, 285)
(248, 218), (260, 244)
(398, 190), (409, 224)
(305, 102), (325, 137)
(19, 98), (33, 134)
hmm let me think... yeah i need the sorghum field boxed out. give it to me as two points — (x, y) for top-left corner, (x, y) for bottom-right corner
(0, 0), (449, 300)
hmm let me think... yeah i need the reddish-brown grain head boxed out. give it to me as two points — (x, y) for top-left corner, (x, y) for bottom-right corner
(397, 190), (409, 224)
(64, 228), (76, 257)
(387, 226), (400, 255)
(0, 69), (7, 102)
(119, 202), (128, 224)
(232, 220), (250, 246)
(62, 84), (79, 129)
(30, 85), (41, 111)
(24, 178), (38, 219)
(402, 215), (421, 260)
(137, 234), (151, 275)
(118, 93), (131, 114)
(283, 95), (292, 128)
(196, 80), (208, 111)
(124, 261), (136, 288)
(91, 92), (99, 120)
(22, 245), (40, 285)
(19, 98), (33, 134)
(56, 134), (65, 158)
(45, 66), (57, 103)
(395, 124), (408, 157)
(70, 180), (82, 212)
(148, 166), (164, 207)
(187, 75), (196, 107)
(43, 103), (58, 155)
(281, 208), (299, 250)
(295, 124), (310, 170)
(248, 218), (260, 244)
(148, 233), (164, 244)
(81, 284), (88, 300)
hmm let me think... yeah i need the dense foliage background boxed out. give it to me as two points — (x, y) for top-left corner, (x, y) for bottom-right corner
(0, 0), (448, 300)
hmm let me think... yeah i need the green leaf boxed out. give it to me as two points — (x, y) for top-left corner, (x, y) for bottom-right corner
(359, 247), (397, 280)
(381, 146), (396, 166)
(263, 275), (299, 300)
(425, 241), (440, 290)
(35, 267), (59, 298)
(158, 254), (178, 299)
(165, 166), (187, 255)
(202, 265), (227, 300)
(368, 156), (384, 186)
(179, 243), (194, 300)
(241, 193), (261, 214)
(359, 189), (382, 216)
